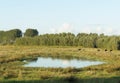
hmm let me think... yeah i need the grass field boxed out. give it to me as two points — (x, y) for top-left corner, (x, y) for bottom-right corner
(0, 46), (120, 83)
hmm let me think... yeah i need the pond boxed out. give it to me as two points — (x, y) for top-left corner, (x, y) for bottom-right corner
(24, 57), (104, 68)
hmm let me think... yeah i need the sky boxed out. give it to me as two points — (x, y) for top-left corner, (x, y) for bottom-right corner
(0, 0), (120, 35)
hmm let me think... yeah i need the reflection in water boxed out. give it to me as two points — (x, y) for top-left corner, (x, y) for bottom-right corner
(24, 57), (104, 68)
(62, 60), (70, 66)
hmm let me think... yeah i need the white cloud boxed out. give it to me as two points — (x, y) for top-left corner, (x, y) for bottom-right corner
(58, 23), (72, 33)
(50, 24), (120, 35)
(96, 27), (102, 33)
(81, 27), (91, 33)
(50, 28), (56, 33)
(104, 28), (113, 35)
(50, 23), (73, 33)
(80, 25), (119, 35)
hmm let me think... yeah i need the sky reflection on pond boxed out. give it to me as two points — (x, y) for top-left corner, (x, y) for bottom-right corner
(24, 57), (104, 68)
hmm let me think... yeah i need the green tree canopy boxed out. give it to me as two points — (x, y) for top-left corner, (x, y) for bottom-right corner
(0, 29), (22, 45)
(24, 29), (38, 37)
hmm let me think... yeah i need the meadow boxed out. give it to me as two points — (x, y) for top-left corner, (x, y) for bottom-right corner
(0, 46), (120, 83)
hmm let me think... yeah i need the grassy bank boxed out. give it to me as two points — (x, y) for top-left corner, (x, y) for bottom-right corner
(1, 77), (120, 83)
(0, 46), (120, 82)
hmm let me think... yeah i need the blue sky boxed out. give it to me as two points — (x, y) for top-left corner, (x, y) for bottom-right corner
(0, 0), (120, 35)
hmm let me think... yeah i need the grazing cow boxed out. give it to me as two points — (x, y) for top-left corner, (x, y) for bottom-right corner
(110, 50), (112, 52)
(97, 49), (100, 51)
(105, 49), (107, 52)
(78, 48), (81, 51)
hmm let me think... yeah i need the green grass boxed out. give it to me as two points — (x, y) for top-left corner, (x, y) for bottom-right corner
(0, 46), (120, 82)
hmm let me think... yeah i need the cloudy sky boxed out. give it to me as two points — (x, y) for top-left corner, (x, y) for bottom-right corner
(0, 0), (120, 35)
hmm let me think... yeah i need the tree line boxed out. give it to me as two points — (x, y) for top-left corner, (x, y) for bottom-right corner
(0, 28), (120, 50)
(0, 29), (38, 44)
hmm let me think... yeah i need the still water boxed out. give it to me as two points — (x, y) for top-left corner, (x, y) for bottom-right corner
(24, 57), (104, 68)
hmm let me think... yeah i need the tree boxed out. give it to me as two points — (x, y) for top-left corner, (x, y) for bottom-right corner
(24, 29), (38, 37)
(0, 31), (5, 43)
(8, 29), (22, 38)
(0, 29), (22, 45)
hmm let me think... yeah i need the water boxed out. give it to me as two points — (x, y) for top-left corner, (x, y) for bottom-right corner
(24, 57), (104, 68)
